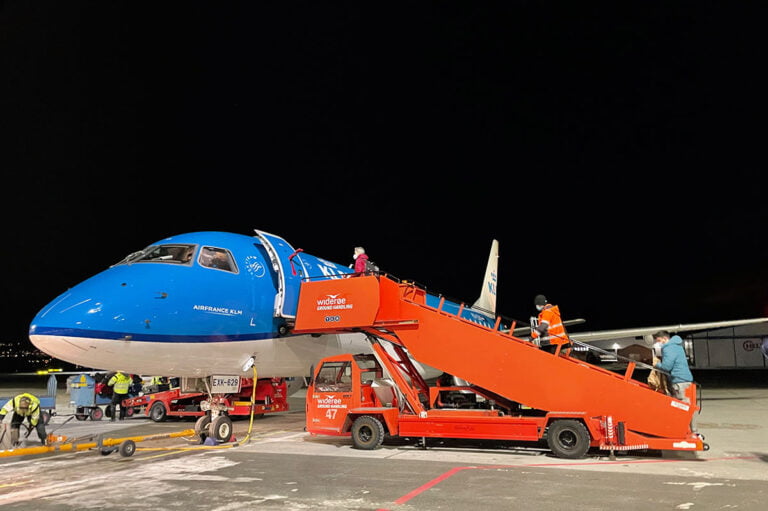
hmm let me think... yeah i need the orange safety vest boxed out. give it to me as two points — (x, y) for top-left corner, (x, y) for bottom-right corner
(532, 304), (569, 345)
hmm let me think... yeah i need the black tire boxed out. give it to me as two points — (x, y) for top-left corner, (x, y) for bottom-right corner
(90, 407), (104, 421)
(74, 413), (88, 421)
(211, 415), (233, 442)
(546, 419), (590, 459)
(118, 439), (136, 457)
(351, 415), (385, 450)
(149, 402), (167, 422)
(194, 415), (211, 438)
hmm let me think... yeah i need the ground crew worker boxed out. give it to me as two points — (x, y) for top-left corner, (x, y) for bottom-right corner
(0, 393), (47, 446)
(107, 371), (132, 421)
(530, 294), (570, 354)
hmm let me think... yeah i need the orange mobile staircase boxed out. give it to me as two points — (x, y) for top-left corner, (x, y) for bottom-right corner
(293, 275), (706, 456)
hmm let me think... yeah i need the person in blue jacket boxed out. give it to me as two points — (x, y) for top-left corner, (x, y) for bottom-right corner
(652, 330), (699, 435)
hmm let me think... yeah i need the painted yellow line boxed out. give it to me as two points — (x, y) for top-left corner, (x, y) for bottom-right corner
(0, 482), (29, 489)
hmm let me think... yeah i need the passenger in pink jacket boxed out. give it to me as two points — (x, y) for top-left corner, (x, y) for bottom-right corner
(353, 246), (369, 274)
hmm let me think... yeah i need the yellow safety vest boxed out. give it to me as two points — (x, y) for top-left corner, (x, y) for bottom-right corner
(0, 393), (42, 426)
(108, 373), (132, 394)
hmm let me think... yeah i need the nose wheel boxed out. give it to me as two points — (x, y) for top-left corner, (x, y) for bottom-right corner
(195, 414), (233, 443)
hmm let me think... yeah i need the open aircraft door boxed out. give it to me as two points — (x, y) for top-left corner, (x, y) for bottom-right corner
(255, 229), (307, 319)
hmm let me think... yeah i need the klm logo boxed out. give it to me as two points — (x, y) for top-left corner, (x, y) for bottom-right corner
(317, 264), (343, 279)
(487, 271), (497, 296)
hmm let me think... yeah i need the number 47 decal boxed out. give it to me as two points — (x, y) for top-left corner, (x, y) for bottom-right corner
(325, 409), (338, 419)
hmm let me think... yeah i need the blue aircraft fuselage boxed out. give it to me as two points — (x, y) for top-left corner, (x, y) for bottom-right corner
(29, 230), (491, 378)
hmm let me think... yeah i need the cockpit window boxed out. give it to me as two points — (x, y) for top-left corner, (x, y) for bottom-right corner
(199, 246), (237, 273)
(125, 244), (196, 265)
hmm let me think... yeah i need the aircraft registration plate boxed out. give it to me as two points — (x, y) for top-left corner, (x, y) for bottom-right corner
(211, 375), (241, 394)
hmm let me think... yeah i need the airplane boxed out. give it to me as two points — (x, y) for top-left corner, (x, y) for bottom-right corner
(28, 230), (500, 390)
(29, 227), (768, 393)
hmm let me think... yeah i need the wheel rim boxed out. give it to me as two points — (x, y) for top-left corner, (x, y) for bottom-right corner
(358, 426), (373, 443)
(213, 417), (232, 441)
(557, 430), (577, 450)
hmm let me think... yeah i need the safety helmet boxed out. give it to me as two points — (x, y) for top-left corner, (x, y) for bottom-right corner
(534, 295), (548, 306)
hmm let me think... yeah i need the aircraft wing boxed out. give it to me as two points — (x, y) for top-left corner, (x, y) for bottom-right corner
(567, 318), (768, 343)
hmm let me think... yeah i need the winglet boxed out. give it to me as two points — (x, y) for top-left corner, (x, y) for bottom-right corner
(472, 239), (499, 315)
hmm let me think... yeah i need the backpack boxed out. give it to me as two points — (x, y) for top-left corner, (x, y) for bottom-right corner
(364, 259), (380, 273)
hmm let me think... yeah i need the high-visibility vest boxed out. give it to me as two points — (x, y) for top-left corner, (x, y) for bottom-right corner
(0, 393), (42, 426)
(108, 372), (132, 394)
(532, 304), (569, 344)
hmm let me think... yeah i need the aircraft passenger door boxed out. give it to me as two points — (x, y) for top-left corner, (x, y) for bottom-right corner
(254, 230), (307, 319)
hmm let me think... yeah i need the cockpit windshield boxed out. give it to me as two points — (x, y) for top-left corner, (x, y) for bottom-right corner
(117, 244), (196, 265)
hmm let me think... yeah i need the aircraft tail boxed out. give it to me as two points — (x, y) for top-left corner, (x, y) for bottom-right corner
(472, 239), (498, 315)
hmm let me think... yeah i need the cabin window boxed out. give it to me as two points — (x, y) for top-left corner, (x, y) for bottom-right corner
(314, 361), (353, 392)
(199, 246), (237, 273)
(354, 355), (382, 383)
(128, 244), (196, 265)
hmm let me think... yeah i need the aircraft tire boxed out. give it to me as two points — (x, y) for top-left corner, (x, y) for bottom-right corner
(194, 415), (211, 439)
(351, 415), (384, 450)
(211, 415), (233, 442)
(546, 419), (590, 459)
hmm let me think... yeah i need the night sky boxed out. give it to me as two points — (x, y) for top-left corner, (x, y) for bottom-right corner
(3, 3), (767, 348)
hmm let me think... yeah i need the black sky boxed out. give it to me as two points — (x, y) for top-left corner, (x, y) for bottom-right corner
(2, 2), (767, 346)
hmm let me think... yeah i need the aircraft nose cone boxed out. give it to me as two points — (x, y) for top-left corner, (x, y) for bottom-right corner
(30, 291), (106, 334)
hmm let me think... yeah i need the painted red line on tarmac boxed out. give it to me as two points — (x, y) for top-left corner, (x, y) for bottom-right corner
(392, 466), (468, 505)
(376, 455), (760, 510)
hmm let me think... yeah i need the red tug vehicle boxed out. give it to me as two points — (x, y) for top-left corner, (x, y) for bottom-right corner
(121, 377), (289, 428)
(293, 275), (707, 459)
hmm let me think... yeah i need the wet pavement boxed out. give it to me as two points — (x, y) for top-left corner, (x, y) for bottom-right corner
(0, 371), (766, 510)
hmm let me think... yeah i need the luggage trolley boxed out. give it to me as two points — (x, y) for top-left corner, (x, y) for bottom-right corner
(68, 373), (112, 421)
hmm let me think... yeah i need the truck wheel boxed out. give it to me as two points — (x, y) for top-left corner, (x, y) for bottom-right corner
(351, 415), (384, 450)
(90, 407), (104, 421)
(75, 407), (88, 421)
(149, 402), (167, 422)
(547, 419), (590, 459)
(211, 415), (233, 442)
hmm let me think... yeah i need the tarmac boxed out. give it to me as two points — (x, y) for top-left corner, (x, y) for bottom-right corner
(0, 370), (766, 510)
